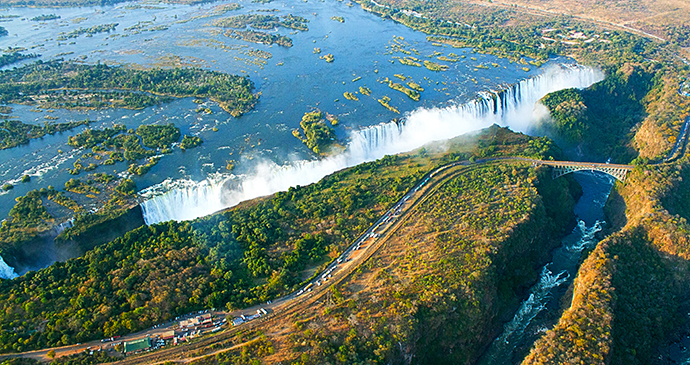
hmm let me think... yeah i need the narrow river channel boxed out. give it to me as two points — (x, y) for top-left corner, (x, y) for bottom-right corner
(478, 170), (615, 365)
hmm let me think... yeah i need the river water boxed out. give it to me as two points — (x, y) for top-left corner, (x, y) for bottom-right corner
(478, 170), (615, 364)
(0, 0), (542, 219)
(0, 0), (605, 304)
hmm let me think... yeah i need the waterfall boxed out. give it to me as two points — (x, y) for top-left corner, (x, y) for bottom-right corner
(141, 64), (605, 225)
(0, 255), (18, 280)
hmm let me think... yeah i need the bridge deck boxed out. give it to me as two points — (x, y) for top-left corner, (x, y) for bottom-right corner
(537, 160), (634, 170)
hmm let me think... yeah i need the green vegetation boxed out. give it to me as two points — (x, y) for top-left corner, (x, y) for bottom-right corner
(180, 135), (203, 150)
(377, 95), (399, 113)
(292, 111), (340, 155)
(128, 156), (161, 176)
(224, 29), (293, 48)
(359, 86), (371, 96)
(30, 14), (60, 21)
(212, 14), (308, 31)
(136, 124), (180, 149)
(1, 119), (92, 150)
(423, 59), (449, 71)
(331, 16), (345, 23)
(56, 23), (118, 41)
(0, 52), (39, 68)
(343, 92), (359, 101)
(0, 60), (256, 117)
(525, 159), (690, 364)
(538, 63), (661, 162)
(67, 124), (125, 149)
(0, 126), (562, 353)
(397, 56), (421, 67)
(279, 156), (577, 363)
(406, 80), (424, 92)
(387, 80), (420, 101)
(66, 123), (195, 175)
(320, 53), (335, 63)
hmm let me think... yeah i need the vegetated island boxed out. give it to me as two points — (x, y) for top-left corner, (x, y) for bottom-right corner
(223, 29), (293, 48)
(0, 119), (91, 150)
(384, 77), (421, 101)
(29, 14), (60, 21)
(377, 95), (399, 113)
(56, 23), (117, 41)
(292, 110), (341, 155)
(212, 14), (309, 31)
(0, 52), (39, 68)
(0, 60), (257, 117)
(66, 122), (202, 176)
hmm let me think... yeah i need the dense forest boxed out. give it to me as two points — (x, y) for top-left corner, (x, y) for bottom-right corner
(538, 62), (663, 163)
(0, 60), (256, 116)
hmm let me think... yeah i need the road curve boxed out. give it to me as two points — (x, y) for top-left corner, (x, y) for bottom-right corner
(0, 157), (587, 363)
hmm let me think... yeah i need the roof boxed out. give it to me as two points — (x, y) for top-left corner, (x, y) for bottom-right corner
(124, 338), (151, 353)
(180, 318), (200, 327)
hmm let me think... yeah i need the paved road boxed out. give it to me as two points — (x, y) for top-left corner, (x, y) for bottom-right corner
(0, 157), (613, 362)
(665, 115), (690, 162)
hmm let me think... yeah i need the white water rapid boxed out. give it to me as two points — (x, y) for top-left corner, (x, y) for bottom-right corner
(0, 255), (18, 279)
(141, 64), (604, 224)
(478, 219), (605, 365)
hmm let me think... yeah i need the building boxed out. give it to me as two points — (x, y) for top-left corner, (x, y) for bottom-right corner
(179, 317), (200, 328)
(123, 338), (151, 354)
(161, 330), (175, 340)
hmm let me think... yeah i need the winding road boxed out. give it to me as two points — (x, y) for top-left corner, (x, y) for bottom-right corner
(0, 157), (649, 363)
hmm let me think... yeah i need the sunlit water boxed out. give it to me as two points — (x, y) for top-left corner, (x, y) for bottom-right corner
(0, 1), (605, 277)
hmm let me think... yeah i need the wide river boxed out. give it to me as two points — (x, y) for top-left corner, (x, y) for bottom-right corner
(0, 0), (602, 223)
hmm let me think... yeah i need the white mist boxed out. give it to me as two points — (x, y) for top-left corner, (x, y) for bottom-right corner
(140, 64), (604, 225)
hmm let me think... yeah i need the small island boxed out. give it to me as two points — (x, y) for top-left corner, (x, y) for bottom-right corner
(66, 123), (201, 176)
(1, 119), (92, 150)
(320, 53), (335, 62)
(30, 14), (60, 21)
(292, 111), (341, 155)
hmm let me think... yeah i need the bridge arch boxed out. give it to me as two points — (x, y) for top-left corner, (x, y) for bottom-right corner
(542, 162), (632, 182)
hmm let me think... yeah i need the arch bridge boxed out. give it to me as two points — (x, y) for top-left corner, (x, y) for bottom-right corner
(535, 160), (634, 182)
